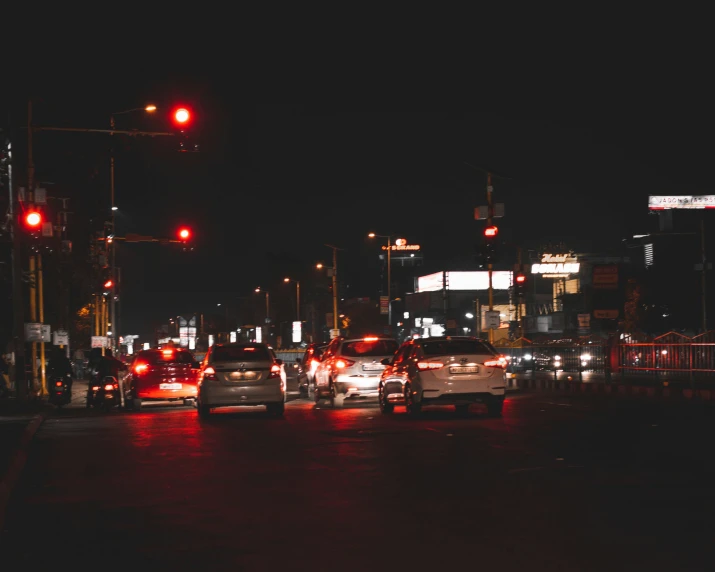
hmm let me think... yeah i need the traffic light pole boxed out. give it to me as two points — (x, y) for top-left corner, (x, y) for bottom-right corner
(4, 138), (29, 400)
(487, 172), (494, 344)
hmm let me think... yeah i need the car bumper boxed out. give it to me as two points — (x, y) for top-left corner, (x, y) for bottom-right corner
(418, 377), (505, 405)
(335, 377), (380, 398)
(137, 385), (198, 400)
(200, 382), (284, 406)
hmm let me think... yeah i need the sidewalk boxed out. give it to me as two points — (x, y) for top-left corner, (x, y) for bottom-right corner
(509, 370), (715, 401)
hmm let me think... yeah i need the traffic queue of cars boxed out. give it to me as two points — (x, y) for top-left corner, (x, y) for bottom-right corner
(120, 335), (508, 418)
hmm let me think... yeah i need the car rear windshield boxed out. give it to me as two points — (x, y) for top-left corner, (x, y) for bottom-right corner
(212, 345), (271, 362)
(140, 350), (195, 365)
(340, 339), (399, 357)
(421, 340), (496, 356)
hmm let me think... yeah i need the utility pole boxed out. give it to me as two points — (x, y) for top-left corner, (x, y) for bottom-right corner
(517, 247), (523, 339)
(387, 236), (392, 331)
(109, 115), (117, 351)
(326, 244), (341, 338)
(4, 137), (29, 400)
(38, 252), (46, 396)
(27, 101), (38, 394)
(487, 172), (494, 344)
(701, 217), (708, 333)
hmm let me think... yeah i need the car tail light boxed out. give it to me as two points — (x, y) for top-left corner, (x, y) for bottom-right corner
(103, 383), (117, 391)
(202, 366), (218, 381)
(269, 364), (282, 379)
(483, 357), (508, 368)
(134, 361), (149, 375)
(335, 359), (356, 369)
(363, 336), (379, 342)
(417, 361), (444, 371)
(310, 359), (320, 372)
(91, 385), (100, 391)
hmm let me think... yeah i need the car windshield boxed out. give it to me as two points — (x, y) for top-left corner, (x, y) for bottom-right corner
(140, 350), (195, 365)
(211, 345), (271, 362)
(340, 339), (399, 357)
(421, 339), (496, 356)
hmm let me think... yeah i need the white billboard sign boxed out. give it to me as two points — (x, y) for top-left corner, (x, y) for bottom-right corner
(292, 321), (302, 343)
(649, 195), (715, 210)
(416, 271), (512, 292)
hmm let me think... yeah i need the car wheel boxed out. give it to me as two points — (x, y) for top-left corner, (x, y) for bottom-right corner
(486, 397), (504, 417)
(329, 383), (344, 408)
(132, 398), (142, 412)
(404, 384), (422, 418)
(267, 402), (285, 417)
(378, 385), (394, 415)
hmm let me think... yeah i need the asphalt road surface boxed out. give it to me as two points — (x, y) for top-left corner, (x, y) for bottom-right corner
(3, 392), (715, 571)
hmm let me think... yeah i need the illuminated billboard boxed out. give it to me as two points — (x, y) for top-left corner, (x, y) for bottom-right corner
(649, 195), (715, 210)
(416, 271), (512, 292)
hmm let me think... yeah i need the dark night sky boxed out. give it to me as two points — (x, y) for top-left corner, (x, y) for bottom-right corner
(3, 69), (714, 339)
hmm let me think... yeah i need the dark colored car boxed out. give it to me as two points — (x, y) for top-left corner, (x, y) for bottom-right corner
(296, 343), (328, 395)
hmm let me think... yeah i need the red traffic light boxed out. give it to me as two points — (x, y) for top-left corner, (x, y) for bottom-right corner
(104, 279), (114, 289)
(25, 210), (42, 229)
(172, 106), (191, 127)
(484, 225), (498, 238)
(178, 227), (191, 241)
(515, 274), (526, 283)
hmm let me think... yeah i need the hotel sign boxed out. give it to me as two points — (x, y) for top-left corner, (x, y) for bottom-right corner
(649, 195), (715, 210)
(382, 238), (420, 251)
(531, 253), (580, 277)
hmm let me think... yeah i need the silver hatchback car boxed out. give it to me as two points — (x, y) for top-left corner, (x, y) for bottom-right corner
(196, 342), (286, 418)
(314, 336), (399, 407)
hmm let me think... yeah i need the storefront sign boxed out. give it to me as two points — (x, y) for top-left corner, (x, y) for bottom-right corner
(592, 265), (618, 289)
(649, 195), (715, 210)
(531, 253), (580, 277)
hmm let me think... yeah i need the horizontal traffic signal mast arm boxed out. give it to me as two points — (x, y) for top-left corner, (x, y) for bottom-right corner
(31, 126), (177, 137)
(97, 235), (187, 243)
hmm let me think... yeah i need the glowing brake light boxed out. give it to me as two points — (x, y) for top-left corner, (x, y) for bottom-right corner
(335, 359), (356, 369)
(55, 380), (63, 387)
(269, 363), (282, 378)
(134, 362), (149, 374)
(104, 383), (116, 391)
(363, 336), (379, 342)
(244, 347), (256, 351)
(162, 349), (174, 358)
(483, 356), (508, 368)
(202, 366), (218, 381)
(417, 361), (444, 371)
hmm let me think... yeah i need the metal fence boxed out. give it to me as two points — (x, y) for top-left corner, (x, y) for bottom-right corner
(494, 331), (715, 378)
(620, 331), (715, 379)
(494, 335), (608, 375)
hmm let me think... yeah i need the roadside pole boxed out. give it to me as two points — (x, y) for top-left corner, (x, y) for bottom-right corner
(487, 172), (494, 344)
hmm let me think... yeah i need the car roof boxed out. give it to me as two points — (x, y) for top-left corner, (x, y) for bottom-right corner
(340, 336), (397, 342)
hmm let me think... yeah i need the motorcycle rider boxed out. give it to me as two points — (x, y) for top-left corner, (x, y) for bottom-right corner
(87, 348), (127, 405)
(47, 347), (74, 393)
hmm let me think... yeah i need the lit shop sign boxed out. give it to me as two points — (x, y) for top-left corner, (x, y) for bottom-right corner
(382, 238), (420, 251)
(416, 271), (512, 292)
(531, 253), (580, 277)
(649, 195), (715, 210)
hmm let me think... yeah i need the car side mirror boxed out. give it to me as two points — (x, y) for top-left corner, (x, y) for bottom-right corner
(275, 358), (283, 365)
(381, 358), (391, 366)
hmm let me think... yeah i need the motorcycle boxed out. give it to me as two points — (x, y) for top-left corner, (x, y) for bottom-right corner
(87, 375), (120, 410)
(48, 374), (72, 409)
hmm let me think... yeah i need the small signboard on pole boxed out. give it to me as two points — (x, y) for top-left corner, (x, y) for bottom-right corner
(52, 330), (69, 346)
(485, 310), (500, 330)
(91, 336), (108, 348)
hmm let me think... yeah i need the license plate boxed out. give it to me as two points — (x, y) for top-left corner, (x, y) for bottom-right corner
(160, 383), (182, 390)
(362, 364), (384, 371)
(449, 366), (479, 374)
(230, 371), (257, 381)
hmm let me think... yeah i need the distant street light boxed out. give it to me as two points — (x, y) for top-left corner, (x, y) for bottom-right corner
(283, 277), (301, 321)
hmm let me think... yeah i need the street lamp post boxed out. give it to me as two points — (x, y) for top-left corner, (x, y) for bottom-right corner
(283, 277), (300, 321)
(317, 244), (343, 338)
(368, 233), (392, 328)
(254, 288), (270, 342)
(108, 105), (156, 352)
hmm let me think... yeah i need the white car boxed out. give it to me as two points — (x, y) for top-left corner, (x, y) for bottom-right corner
(314, 336), (399, 407)
(378, 336), (507, 417)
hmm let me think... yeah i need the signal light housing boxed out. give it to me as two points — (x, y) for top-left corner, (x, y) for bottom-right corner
(24, 210), (43, 232)
(483, 225), (498, 238)
(178, 227), (191, 241)
(172, 106), (191, 127)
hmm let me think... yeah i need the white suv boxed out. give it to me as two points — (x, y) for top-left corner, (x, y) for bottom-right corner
(378, 336), (507, 417)
(314, 336), (399, 407)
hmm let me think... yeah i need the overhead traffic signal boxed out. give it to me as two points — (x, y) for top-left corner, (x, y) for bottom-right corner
(23, 210), (43, 233)
(178, 227), (191, 242)
(514, 273), (527, 297)
(171, 106), (192, 128)
(482, 225), (498, 264)
(104, 279), (114, 290)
